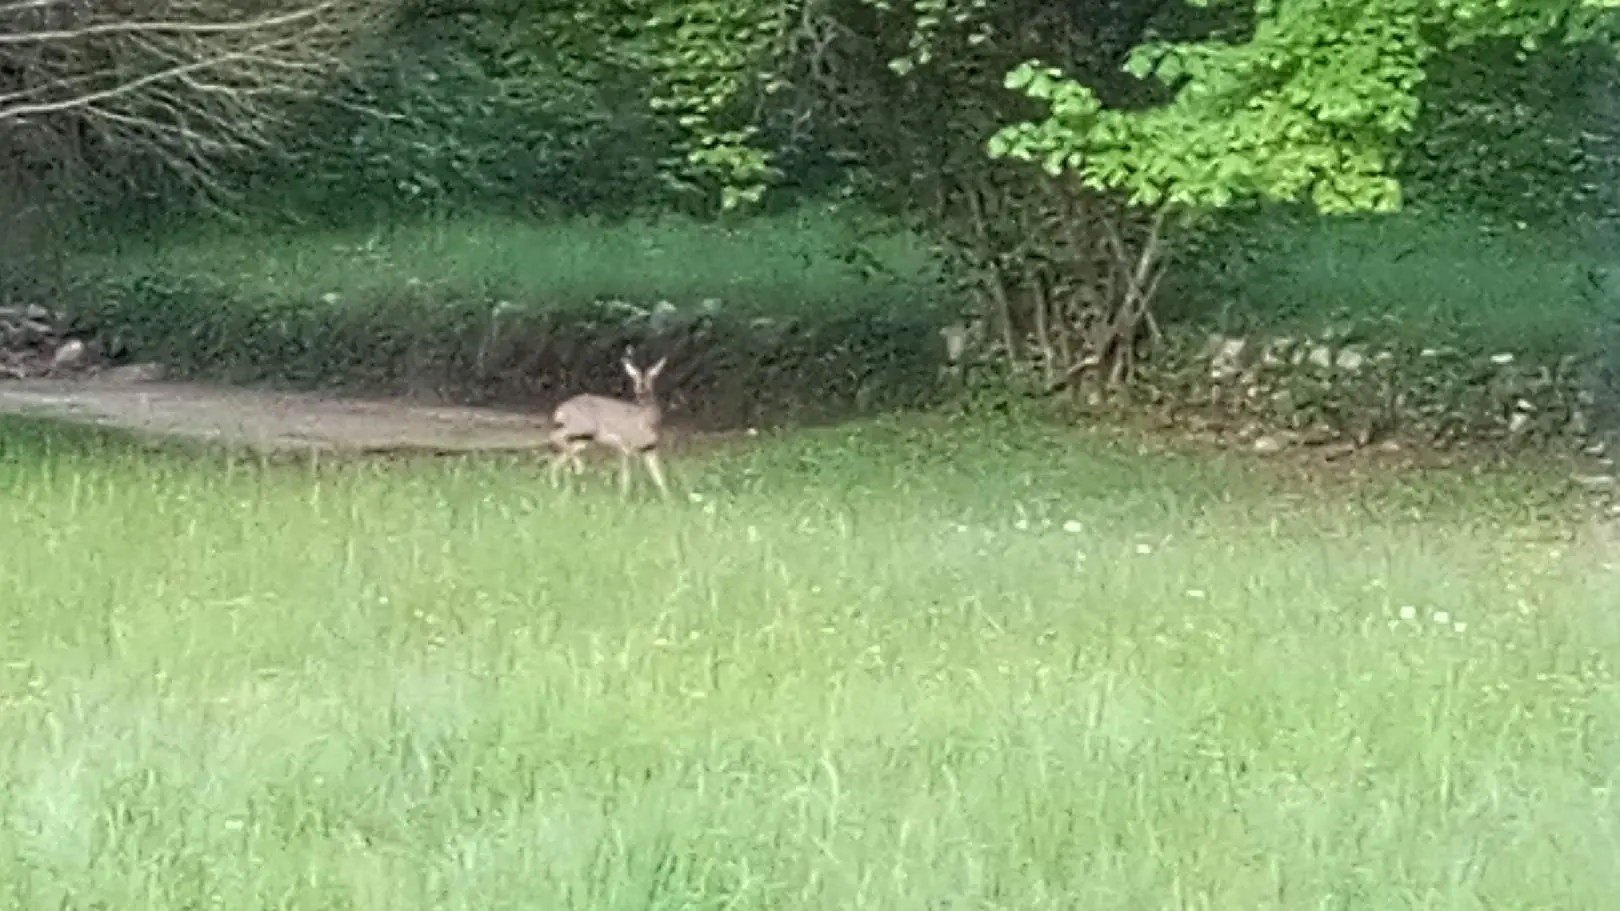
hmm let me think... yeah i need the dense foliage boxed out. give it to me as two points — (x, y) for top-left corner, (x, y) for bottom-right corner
(8, 0), (1620, 443)
(49, 0), (1620, 229)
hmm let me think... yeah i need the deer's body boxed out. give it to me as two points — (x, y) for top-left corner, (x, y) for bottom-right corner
(548, 357), (670, 498)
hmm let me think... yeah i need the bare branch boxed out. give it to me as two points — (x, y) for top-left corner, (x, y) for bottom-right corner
(0, 0), (64, 16)
(0, 0), (394, 198)
(0, 3), (340, 45)
(0, 38), (293, 121)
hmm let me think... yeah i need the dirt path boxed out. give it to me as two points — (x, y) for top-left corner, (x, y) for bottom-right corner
(2, 377), (1614, 514)
(0, 379), (561, 454)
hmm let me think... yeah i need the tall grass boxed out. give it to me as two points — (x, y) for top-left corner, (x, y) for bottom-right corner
(71, 208), (946, 315)
(0, 415), (1613, 910)
(1186, 209), (1615, 358)
(77, 204), (1615, 360)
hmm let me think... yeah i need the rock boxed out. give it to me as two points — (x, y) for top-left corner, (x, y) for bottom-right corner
(649, 300), (682, 332)
(1260, 337), (1295, 366)
(1252, 434), (1285, 454)
(1508, 412), (1532, 436)
(51, 339), (87, 371)
(1208, 336), (1247, 380)
(1569, 409), (1590, 437)
(1307, 345), (1333, 370)
(1334, 347), (1367, 372)
(0, 304), (95, 380)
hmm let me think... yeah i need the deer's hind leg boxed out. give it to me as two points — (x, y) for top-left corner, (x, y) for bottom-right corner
(548, 433), (590, 488)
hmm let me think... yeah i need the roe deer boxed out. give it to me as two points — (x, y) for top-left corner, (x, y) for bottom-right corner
(548, 356), (670, 499)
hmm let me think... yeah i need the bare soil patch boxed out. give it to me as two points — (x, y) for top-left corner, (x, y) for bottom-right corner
(0, 377), (765, 460)
(0, 378), (564, 454)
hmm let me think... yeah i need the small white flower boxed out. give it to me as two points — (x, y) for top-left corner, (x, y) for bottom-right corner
(1453, 621), (1467, 634)
(1186, 589), (1207, 599)
(1014, 519), (1030, 531)
(1062, 519), (1083, 534)
(1398, 605), (1416, 621)
(1135, 543), (1153, 555)
(1433, 610), (1451, 625)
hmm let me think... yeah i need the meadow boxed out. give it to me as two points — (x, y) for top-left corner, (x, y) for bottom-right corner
(1173, 210), (1612, 359)
(73, 206), (1609, 356)
(72, 209), (947, 316)
(0, 413), (1614, 910)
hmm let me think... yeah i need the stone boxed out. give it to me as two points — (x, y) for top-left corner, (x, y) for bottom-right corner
(51, 339), (87, 371)
(1334, 347), (1367, 372)
(1208, 336), (1247, 380)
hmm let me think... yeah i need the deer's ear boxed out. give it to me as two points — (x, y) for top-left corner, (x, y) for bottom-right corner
(622, 358), (641, 382)
(647, 357), (668, 380)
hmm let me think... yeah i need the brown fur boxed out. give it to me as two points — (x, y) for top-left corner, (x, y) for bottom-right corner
(548, 357), (669, 498)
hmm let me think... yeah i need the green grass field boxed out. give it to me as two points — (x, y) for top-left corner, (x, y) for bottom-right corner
(74, 205), (1616, 365)
(1182, 209), (1613, 359)
(0, 415), (1613, 910)
(73, 209), (945, 315)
